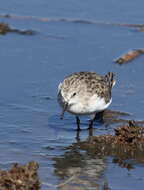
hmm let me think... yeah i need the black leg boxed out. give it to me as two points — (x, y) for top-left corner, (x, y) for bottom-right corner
(88, 125), (93, 143)
(88, 119), (94, 129)
(95, 111), (104, 122)
(76, 116), (81, 131)
(76, 130), (80, 142)
(88, 127), (93, 137)
(88, 112), (97, 129)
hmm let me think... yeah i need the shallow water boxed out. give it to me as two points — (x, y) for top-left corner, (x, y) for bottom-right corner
(0, 0), (144, 189)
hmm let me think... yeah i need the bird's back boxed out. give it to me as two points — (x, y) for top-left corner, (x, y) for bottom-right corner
(60, 72), (114, 103)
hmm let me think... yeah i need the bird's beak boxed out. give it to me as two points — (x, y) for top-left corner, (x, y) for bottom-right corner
(60, 102), (68, 119)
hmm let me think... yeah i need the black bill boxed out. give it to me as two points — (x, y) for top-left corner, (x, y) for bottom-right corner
(60, 102), (68, 119)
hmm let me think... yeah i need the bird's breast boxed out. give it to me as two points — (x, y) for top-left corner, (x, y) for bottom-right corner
(68, 95), (112, 115)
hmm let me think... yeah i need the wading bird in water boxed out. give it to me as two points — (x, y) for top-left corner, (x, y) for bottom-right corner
(58, 71), (115, 131)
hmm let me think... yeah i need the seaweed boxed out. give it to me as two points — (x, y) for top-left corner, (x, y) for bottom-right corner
(0, 161), (40, 190)
(0, 22), (35, 35)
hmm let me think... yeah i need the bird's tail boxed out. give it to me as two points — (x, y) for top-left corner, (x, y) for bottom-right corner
(105, 72), (116, 88)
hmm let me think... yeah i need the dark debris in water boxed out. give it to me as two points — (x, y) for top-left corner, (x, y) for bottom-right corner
(0, 22), (35, 35)
(12, 29), (35, 35)
(112, 158), (134, 170)
(99, 109), (144, 127)
(114, 49), (144, 64)
(0, 161), (40, 190)
(95, 109), (131, 126)
(0, 23), (10, 34)
(1, 13), (144, 31)
(32, 95), (52, 100)
(121, 23), (144, 32)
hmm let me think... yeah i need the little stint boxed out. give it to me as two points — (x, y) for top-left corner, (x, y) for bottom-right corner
(57, 71), (115, 130)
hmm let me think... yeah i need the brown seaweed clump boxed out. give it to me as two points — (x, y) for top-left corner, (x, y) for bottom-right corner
(114, 120), (144, 144)
(91, 121), (144, 147)
(0, 23), (11, 34)
(77, 120), (144, 159)
(0, 161), (40, 190)
(0, 22), (35, 35)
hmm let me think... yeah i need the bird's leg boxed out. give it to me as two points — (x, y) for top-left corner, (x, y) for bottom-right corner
(95, 111), (104, 122)
(88, 127), (93, 143)
(88, 111), (105, 129)
(76, 130), (80, 142)
(88, 113), (96, 129)
(91, 112), (97, 121)
(76, 116), (81, 131)
(87, 121), (94, 143)
(88, 119), (94, 129)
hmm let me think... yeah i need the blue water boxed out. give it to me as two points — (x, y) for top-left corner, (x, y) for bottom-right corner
(0, 0), (144, 189)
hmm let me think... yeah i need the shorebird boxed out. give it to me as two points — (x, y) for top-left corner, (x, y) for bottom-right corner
(57, 71), (115, 130)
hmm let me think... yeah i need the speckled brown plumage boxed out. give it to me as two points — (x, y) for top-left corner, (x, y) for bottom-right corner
(58, 71), (115, 129)
(60, 72), (115, 103)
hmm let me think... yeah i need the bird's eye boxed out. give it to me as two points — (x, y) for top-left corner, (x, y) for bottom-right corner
(72, 92), (76, 97)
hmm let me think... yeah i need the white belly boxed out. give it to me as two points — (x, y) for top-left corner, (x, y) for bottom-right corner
(68, 95), (112, 115)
